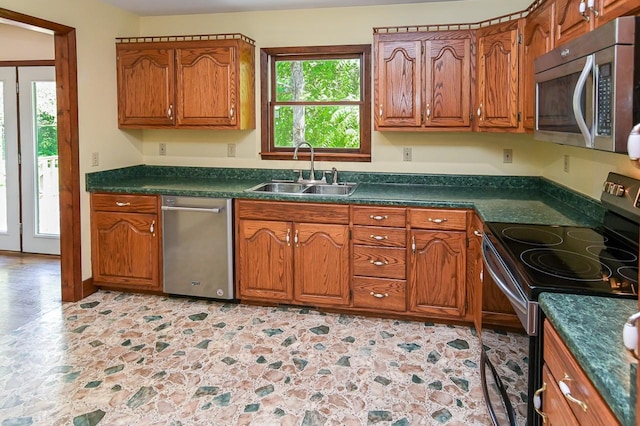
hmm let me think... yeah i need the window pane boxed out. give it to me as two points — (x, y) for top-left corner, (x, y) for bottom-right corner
(275, 59), (360, 102)
(274, 105), (360, 149)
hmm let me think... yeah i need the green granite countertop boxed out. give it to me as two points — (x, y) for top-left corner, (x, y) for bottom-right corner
(540, 293), (638, 426)
(86, 165), (604, 227)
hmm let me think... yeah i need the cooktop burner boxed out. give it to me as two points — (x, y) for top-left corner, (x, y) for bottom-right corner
(486, 222), (638, 298)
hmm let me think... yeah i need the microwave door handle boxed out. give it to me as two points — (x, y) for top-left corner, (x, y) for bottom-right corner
(572, 54), (594, 148)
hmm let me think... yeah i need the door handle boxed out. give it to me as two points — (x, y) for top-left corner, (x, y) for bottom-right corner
(572, 54), (594, 148)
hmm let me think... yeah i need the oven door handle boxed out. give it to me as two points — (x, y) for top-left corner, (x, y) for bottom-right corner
(482, 238), (528, 317)
(572, 54), (594, 148)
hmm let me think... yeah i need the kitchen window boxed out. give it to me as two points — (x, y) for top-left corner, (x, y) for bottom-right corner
(260, 45), (371, 162)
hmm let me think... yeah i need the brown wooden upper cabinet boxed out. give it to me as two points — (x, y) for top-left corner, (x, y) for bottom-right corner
(116, 34), (255, 130)
(476, 20), (523, 132)
(373, 31), (473, 131)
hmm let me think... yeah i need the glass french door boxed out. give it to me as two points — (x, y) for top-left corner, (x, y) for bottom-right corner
(0, 67), (20, 251)
(0, 66), (59, 255)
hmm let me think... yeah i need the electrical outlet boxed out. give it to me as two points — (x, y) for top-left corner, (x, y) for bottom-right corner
(159, 143), (167, 156)
(564, 155), (570, 173)
(503, 148), (513, 163)
(403, 147), (412, 162)
(227, 144), (236, 157)
(91, 152), (99, 167)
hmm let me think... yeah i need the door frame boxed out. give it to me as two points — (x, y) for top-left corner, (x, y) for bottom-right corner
(0, 8), (82, 302)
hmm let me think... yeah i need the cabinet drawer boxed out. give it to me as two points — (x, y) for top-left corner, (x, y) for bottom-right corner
(543, 320), (619, 426)
(352, 205), (406, 227)
(409, 208), (467, 230)
(352, 226), (406, 247)
(236, 200), (349, 224)
(91, 193), (158, 213)
(353, 246), (406, 279)
(352, 277), (406, 312)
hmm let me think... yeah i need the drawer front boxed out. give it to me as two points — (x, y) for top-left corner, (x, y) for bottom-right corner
(352, 277), (406, 312)
(236, 200), (349, 224)
(353, 246), (406, 279)
(409, 208), (467, 230)
(352, 205), (406, 227)
(91, 193), (158, 213)
(543, 321), (619, 426)
(352, 226), (406, 247)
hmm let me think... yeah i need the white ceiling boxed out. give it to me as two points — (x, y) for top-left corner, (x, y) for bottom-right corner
(99, 0), (460, 16)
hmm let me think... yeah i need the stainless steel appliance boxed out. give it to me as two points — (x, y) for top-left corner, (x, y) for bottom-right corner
(481, 172), (640, 425)
(534, 16), (640, 152)
(161, 196), (234, 300)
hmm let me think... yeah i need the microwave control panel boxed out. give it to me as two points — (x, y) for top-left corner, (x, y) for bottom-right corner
(596, 63), (613, 136)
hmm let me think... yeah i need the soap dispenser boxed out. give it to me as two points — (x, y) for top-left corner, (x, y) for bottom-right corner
(627, 123), (640, 167)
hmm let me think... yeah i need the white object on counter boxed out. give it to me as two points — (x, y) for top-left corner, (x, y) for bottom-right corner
(627, 123), (640, 166)
(623, 311), (640, 357)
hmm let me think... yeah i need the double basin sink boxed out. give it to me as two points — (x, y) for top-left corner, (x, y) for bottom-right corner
(246, 181), (358, 196)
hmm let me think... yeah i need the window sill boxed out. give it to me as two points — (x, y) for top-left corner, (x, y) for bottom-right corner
(260, 152), (371, 162)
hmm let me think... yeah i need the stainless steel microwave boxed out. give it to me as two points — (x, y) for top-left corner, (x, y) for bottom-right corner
(534, 16), (640, 153)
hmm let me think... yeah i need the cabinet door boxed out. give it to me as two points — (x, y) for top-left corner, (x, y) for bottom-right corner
(540, 366), (581, 425)
(117, 48), (175, 127)
(523, 3), (553, 131)
(597, 0), (640, 26)
(294, 223), (350, 306)
(375, 40), (422, 127)
(467, 216), (483, 333)
(477, 25), (520, 130)
(482, 273), (522, 330)
(424, 36), (471, 127)
(176, 46), (237, 126)
(91, 211), (160, 289)
(555, 0), (592, 46)
(409, 230), (466, 318)
(237, 219), (294, 301)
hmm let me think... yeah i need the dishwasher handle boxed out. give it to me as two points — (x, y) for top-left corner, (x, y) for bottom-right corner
(161, 205), (224, 213)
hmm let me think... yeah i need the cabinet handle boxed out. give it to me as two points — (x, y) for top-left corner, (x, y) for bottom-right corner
(294, 229), (299, 247)
(230, 106), (234, 118)
(379, 104), (383, 118)
(533, 382), (548, 424)
(474, 230), (482, 237)
(149, 220), (155, 234)
(370, 259), (389, 266)
(369, 291), (389, 298)
(411, 235), (416, 254)
(428, 218), (448, 224)
(286, 229), (291, 246)
(476, 103), (482, 119)
(426, 103), (431, 119)
(115, 202), (131, 207)
(559, 375), (588, 412)
(579, 0), (590, 21)
(586, 0), (598, 16)
(167, 104), (173, 119)
(369, 215), (388, 221)
(370, 234), (388, 241)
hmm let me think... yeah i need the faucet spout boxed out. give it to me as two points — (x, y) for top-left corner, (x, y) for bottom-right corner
(293, 141), (317, 182)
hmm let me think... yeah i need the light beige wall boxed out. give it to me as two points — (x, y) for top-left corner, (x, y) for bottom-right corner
(0, 24), (54, 60)
(0, 0), (141, 279)
(137, 0), (634, 199)
(138, 0), (541, 177)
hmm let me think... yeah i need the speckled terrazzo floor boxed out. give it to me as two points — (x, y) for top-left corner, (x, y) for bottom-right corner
(0, 291), (528, 425)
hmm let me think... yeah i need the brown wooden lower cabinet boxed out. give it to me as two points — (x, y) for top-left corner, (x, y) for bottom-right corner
(90, 193), (162, 291)
(235, 200), (350, 307)
(536, 320), (620, 425)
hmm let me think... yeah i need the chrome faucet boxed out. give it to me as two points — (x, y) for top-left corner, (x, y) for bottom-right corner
(331, 167), (339, 185)
(293, 141), (324, 183)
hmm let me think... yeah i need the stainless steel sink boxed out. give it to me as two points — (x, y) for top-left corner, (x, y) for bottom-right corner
(246, 182), (309, 193)
(245, 181), (358, 196)
(301, 183), (358, 196)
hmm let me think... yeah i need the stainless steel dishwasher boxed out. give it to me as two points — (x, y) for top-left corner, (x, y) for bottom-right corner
(161, 196), (234, 299)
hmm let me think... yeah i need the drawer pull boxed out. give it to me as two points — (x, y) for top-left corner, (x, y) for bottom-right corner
(115, 202), (131, 207)
(474, 230), (482, 237)
(369, 291), (389, 298)
(370, 234), (388, 241)
(428, 218), (448, 224)
(559, 375), (588, 412)
(370, 260), (389, 266)
(370, 215), (388, 221)
(533, 382), (548, 424)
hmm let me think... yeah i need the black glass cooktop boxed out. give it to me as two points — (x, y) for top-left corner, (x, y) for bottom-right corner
(485, 222), (638, 298)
